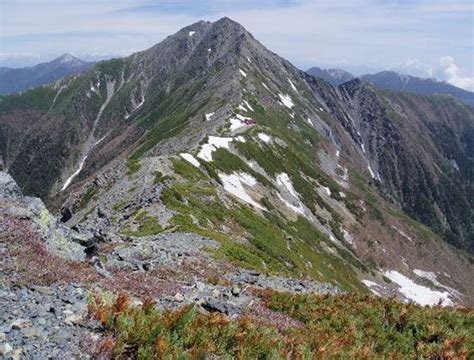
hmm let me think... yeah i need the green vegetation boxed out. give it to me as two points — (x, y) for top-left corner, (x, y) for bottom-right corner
(121, 210), (163, 237)
(89, 291), (474, 359)
(0, 86), (55, 113)
(72, 186), (97, 212)
(126, 158), (141, 175)
(153, 171), (168, 184)
(160, 160), (364, 291)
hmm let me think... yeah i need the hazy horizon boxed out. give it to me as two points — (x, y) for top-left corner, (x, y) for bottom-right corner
(1, 1), (473, 90)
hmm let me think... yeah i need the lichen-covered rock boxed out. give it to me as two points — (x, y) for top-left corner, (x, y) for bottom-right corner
(0, 172), (86, 261)
(0, 172), (22, 198)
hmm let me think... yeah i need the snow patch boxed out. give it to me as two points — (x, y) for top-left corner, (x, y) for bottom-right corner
(61, 155), (88, 191)
(288, 78), (299, 94)
(257, 133), (271, 143)
(278, 93), (294, 109)
(238, 104), (247, 112)
(277, 193), (305, 215)
(391, 226), (413, 243)
(275, 173), (308, 216)
(197, 136), (233, 162)
(94, 136), (106, 146)
(239, 69), (247, 77)
(335, 150), (340, 158)
(180, 153), (200, 168)
(188, 31), (195, 36)
(321, 186), (331, 196)
(243, 100), (254, 111)
(219, 172), (264, 210)
(205, 112), (215, 121)
(319, 107), (324, 112)
(362, 280), (382, 296)
(342, 229), (354, 246)
(384, 270), (453, 307)
(368, 164), (376, 179)
(413, 269), (461, 297)
(235, 136), (246, 143)
(307, 118), (313, 125)
(262, 82), (270, 91)
(276, 173), (298, 198)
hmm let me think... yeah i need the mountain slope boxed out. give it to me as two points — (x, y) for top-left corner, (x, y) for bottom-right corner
(0, 54), (93, 95)
(306, 67), (355, 86)
(1, 18), (473, 307)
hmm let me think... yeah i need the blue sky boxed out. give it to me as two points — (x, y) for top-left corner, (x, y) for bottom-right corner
(1, 0), (473, 90)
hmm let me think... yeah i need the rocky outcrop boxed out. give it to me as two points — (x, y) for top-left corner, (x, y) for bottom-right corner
(0, 172), (86, 261)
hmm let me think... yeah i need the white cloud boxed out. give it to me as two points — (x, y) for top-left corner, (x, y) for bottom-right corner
(395, 56), (474, 91)
(439, 56), (474, 91)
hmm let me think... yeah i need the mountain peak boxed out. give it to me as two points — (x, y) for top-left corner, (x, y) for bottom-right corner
(53, 53), (84, 65)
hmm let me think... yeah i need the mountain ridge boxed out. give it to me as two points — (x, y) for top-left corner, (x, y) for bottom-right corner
(1, 17), (473, 310)
(306, 66), (474, 106)
(0, 53), (93, 95)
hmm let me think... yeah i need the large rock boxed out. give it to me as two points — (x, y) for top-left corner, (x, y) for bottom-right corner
(0, 172), (22, 198)
(0, 172), (86, 261)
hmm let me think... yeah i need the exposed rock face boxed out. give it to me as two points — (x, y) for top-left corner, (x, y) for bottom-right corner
(0, 172), (86, 261)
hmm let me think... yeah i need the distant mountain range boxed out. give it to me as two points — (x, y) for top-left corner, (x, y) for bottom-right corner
(306, 67), (355, 86)
(306, 67), (474, 107)
(0, 54), (93, 95)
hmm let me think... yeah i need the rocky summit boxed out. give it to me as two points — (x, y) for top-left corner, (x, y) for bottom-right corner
(0, 17), (473, 358)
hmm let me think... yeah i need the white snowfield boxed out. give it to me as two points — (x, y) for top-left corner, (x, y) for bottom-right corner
(219, 172), (264, 210)
(61, 155), (88, 191)
(188, 31), (195, 36)
(179, 153), (200, 168)
(307, 118), (313, 125)
(262, 82), (270, 91)
(230, 118), (245, 131)
(197, 136), (245, 162)
(257, 133), (271, 143)
(278, 93), (294, 108)
(205, 112), (215, 121)
(413, 269), (462, 297)
(239, 69), (247, 77)
(197, 136), (233, 162)
(384, 270), (453, 307)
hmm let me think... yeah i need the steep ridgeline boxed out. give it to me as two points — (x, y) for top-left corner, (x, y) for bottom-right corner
(304, 77), (474, 253)
(0, 54), (93, 95)
(0, 18), (473, 306)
